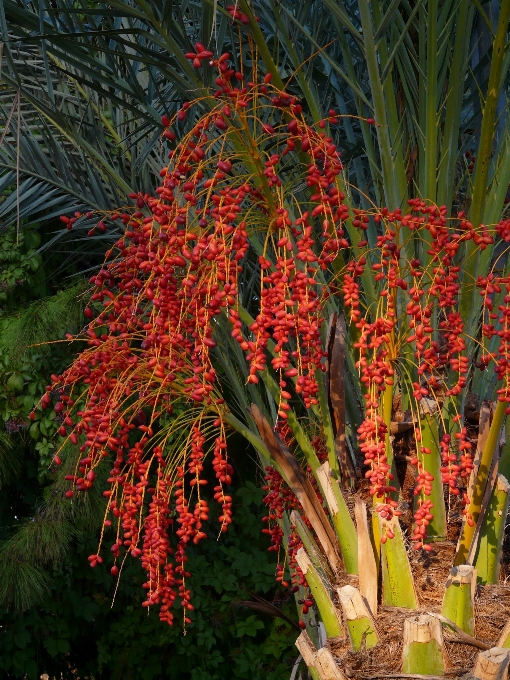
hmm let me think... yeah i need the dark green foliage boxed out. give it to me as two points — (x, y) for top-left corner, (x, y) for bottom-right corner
(0, 282), (86, 476)
(0, 482), (298, 679)
(0, 227), (42, 305)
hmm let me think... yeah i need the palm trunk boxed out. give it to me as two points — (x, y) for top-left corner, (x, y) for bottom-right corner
(250, 396), (510, 679)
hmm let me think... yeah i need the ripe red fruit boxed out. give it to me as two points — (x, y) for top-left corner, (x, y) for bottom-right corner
(217, 160), (232, 173)
(284, 368), (299, 377)
(161, 114), (170, 127)
(299, 620), (306, 630)
(111, 566), (119, 577)
(366, 117), (375, 125)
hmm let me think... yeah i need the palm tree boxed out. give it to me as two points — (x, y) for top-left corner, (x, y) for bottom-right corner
(3, 0), (510, 677)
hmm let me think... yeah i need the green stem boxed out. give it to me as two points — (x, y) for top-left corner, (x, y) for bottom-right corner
(382, 376), (394, 467)
(380, 516), (418, 609)
(337, 584), (378, 650)
(233, 115), (277, 215)
(456, 400), (506, 565)
(237, 0), (286, 90)
(459, 0), (510, 323)
(370, 1), (408, 205)
(223, 412), (270, 465)
(475, 474), (510, 584)
(330, 506), (358, 576)
(316, 464), (359, 575)
(424, 0), (437, 204)
(296, 548), (343, 639)
(291, 509), (329, 578)
(316, 369), (340, 476)
(358, 0), (399, 209)
(402, 615), (445, 675)
(468, 0), (510, 232)
(419, 415), (447, 539)
(498, 412), (510, 482)
(436, 1), (474, 211)
(441, 565), (476, 635)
